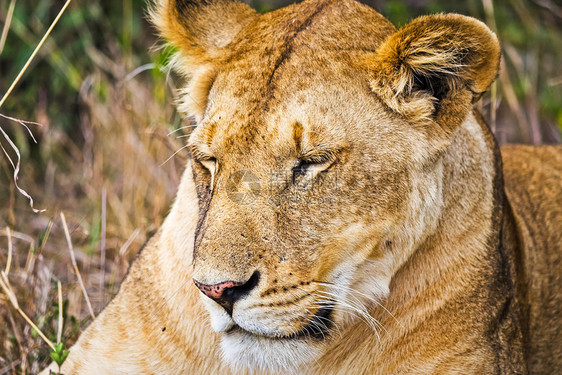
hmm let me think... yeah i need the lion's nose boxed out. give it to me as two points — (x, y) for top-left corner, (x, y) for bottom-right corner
(193, 271), (260, 315)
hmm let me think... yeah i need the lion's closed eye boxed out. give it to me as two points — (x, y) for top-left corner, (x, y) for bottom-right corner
(199, 158), (217, 174)
(292, 150), (337, 181)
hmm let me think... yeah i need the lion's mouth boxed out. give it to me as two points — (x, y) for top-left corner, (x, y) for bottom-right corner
(227, 304), (334, 340)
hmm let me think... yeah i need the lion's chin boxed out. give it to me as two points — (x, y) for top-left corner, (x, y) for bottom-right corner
(220, 327), (322, 374)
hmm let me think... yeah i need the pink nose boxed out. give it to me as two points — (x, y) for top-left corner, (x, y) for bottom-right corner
(193, 272), (260, 315)
(193, 279), (243, 300)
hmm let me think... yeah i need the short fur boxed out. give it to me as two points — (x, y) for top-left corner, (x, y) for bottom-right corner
(42, 1), (562, 374)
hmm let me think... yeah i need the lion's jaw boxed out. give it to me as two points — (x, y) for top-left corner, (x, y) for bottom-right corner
(220, 324), (322, 374)
(205, 253), (395, 374)
(202, 295), (324, 373)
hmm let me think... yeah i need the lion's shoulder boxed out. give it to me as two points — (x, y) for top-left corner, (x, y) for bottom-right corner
(501, 144), (562, 372)
(502, 145), (562, 222)
(502, 144), (562, 256)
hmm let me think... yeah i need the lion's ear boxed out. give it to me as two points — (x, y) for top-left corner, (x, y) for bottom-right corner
(150, 0), (258, 119)
(368, 14), (500, 133)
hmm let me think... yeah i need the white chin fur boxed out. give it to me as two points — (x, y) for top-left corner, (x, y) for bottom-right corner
(201, 294), (235, 332)
(220, 330), (320, 374)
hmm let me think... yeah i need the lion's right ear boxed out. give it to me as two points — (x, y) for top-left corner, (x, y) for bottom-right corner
(150, 0), (258, 120)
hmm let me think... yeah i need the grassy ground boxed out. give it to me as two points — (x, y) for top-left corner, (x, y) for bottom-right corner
(0, 0), (561, 373)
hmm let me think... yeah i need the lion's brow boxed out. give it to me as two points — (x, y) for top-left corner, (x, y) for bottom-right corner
(292, 121), (304, 153)
(301, 144), (340, 163)
(294, 123), (339, 160)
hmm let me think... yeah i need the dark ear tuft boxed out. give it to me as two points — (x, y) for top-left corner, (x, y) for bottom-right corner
(368, 14), (500, 132)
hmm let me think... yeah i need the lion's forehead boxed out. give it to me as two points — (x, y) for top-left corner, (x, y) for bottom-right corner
(204, 58), (379, 158)
(229, 0), (396, 59)
(202, 0), (398, 129)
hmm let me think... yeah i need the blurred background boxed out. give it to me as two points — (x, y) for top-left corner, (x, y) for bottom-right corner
(0, 0), (560, 372)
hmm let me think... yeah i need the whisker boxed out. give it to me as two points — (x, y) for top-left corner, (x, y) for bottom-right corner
(166, 124), (197, 136)
(282, 290), (341, 340)
(311, 280), (401, 327)
(161, 144), (190, 166)
(311, 291), (384, 343)
(290, 289), (363, 341)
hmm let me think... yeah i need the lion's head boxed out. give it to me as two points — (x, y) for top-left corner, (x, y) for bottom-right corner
(151, 0), (500, 372)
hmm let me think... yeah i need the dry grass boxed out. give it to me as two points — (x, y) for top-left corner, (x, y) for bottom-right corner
(0, 0), (560, 373)
(0, 32), (189, 372)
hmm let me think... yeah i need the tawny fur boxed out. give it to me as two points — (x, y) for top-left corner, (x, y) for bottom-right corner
(42, 0), (561, 374)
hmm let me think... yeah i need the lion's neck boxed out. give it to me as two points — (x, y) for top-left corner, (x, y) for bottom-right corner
(395, 110), (499, 299)
(359, 111), (501, 311)
(318, 112), (504, 372)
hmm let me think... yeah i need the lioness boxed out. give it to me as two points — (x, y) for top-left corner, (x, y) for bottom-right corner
(42, 0), (562, 374)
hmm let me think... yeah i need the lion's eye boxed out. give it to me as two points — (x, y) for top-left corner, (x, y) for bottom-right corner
(189, 143), (217, 175)
(292, 160), (310, 179)
(292, 157), (334, 182)
(193, 156), (217, 191)
(198, 157), (217, 175)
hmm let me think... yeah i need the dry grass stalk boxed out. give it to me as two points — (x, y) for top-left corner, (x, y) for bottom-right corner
(0, 0), (73, 109)
(4, 227), (12, 275)
(118, 228), (141, 258)
(100, 188), (107, 309)
(0, 0), (16, 55)
(0, 271), (55, 352)
(499, 63), (532, 143)
(0, 124), (44, 213)
(57, 280), (63, 345)
(60, 212), (96, 320)
(5, 306), (24, 358)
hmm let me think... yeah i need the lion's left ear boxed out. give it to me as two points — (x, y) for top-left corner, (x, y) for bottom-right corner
(368, 14), (500, 133)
